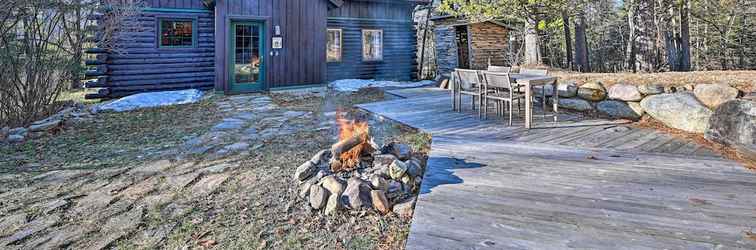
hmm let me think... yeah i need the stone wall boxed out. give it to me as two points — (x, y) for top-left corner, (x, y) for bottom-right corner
(469, 22), (509, 70)
(434, 26), (458, 78)
(546, 81), (754, 160)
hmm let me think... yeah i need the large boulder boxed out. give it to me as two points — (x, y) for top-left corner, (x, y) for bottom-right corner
(693, 84), (739, 109)
(533, 81), (578, 98)
(638, 83), (664, 95)
(704, 100), (755, 160)
(607, 84), (642, 101)
(640, 93), (713, 133)
(557, 98), (593, 112)
(597, 100), (642, 120)
(577, 82), (607, 101)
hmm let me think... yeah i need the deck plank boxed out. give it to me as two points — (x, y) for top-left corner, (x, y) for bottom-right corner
(356, 89), (753, 249)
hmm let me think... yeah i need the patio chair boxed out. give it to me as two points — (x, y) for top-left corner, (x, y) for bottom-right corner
(453, 69), (484, 118)
(481, 71), (525, 126)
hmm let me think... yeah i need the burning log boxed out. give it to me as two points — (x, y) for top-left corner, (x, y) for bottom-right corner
(330, 130), (368, 158)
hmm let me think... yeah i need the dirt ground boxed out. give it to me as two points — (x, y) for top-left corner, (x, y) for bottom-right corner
(0, 88), (431, 249)
(551, 70), (755, 93)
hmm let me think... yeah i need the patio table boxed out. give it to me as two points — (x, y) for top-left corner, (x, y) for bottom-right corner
(510, 74), (559, 129)
(449, 72), (558, 129)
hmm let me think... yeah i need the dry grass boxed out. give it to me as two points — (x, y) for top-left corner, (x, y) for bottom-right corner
(550, 70), (756, 93)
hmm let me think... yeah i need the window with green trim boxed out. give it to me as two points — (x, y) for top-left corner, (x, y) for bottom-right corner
(159, 19), (196, 48)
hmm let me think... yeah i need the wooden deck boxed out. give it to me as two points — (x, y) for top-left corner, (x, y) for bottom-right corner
(357, 88), (756, 249)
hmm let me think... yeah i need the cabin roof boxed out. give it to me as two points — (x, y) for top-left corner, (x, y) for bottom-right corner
(330, 0), (432, 7)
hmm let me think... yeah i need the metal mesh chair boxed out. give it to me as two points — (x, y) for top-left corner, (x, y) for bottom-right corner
(481, 71), (526, 126)
(453, 69), (484, 118)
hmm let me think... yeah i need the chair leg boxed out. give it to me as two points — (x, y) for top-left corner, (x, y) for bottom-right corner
(508, 100), (514, 126)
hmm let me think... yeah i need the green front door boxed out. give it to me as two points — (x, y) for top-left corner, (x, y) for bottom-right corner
(229, 21), (265, 92)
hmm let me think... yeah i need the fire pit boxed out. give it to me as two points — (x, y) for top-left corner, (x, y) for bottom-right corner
(294, 111), (425, 215)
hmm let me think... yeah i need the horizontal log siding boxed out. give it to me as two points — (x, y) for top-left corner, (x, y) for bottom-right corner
(102, 11), (215, 96)
(326, 0), (418, 82)
(326, 18), (417, 81)
(145, 0), (207, 9)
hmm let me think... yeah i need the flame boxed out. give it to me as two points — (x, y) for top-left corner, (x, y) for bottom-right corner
(335, 110), (370, 171)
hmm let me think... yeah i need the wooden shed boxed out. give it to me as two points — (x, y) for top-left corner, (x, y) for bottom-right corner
(85, 0), (430, 98)
(431, 16), (514, 77)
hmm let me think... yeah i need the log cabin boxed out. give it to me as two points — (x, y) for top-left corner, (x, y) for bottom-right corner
(85, 0), (430, 99)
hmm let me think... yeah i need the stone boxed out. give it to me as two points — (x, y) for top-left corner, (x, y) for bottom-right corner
(557, 98), (593, 111)
(640, 93), (713, 133)
(309, 149), (331, 166)
(211, 118), (245, 131)
(638, 83), (664, 95)
(388, 160), (408, 180)
(386, 180), (403, 198)
(370, 190), (390, 214)
(309, 185), (329, 210)
(597, 100), (642, 120)
(607, 84), (642, 101)
(392, 197), (417, 218)
(9, 127), (27, 136)
(369, 175), (388, 192)
(693, 84), (739, 109)
(341, 177), (372, 209)
(294, 161), (317, 181)
(298, 177), (317, 198)
(627, 102), (645, 117)
(389, 143), (412, 160)
(0, 126), (9, 140)
(405, 160), (423, 178)
(577, 82), (607, 101)
(324, 193), (341, 215)
(29, 119), (61, 132)
(373, 154), (398, 169)
(704, 100), (755, 158)
(7, 134), (24, 143)
(320, 175), (345, 195)
(557, 81), (579, 97)
(223, 142), (249, 153)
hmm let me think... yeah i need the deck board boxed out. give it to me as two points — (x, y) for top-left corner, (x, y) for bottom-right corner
(356, 88), (754, 249)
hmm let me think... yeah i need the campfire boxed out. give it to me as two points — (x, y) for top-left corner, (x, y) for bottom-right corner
(293, 111), (425, 216)
(330, 112), (374, 172)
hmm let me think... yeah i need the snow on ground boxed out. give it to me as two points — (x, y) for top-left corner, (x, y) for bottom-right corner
(329, 79), (435, 92)
(95, 89), (204, 112)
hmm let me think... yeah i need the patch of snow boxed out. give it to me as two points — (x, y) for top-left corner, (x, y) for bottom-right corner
(95, 89), (204, 112)
(329, 79), (435, 92)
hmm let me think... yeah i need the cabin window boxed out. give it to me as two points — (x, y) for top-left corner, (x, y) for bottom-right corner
(327, 29), (342, 62)
(159, 19), (196, 48)
(362, 29), (383, 61)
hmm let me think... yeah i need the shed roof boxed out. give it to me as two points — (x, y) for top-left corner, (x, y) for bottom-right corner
(432, 15), (517, 30)
(330, 0), (431, 7)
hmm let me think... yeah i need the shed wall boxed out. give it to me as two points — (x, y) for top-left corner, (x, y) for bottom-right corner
(469, 22), (510, 69)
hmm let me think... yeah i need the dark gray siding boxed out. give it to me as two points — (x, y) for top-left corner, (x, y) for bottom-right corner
(92, 10), (215, 97)
(326, 0), (418, 82)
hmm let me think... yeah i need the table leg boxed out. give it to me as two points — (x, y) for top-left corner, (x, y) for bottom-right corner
(525, 83), (532, 129)
(553, 80), (559, 123)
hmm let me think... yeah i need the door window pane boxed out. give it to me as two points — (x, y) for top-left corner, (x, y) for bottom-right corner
(327, 29), (342, 62)
(160, 19), (194, 47)
(234, 24), (261, 84)
(362, 29), (383, 61)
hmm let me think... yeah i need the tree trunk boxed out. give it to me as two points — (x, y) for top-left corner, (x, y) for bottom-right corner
(524, 18), (541, 66)
(678, 0), (691, 71)
(574, 12), (590, 72)
(562, 11), (573, 71)
(635, 0), (657, 72)
(625, 0), (637, 72)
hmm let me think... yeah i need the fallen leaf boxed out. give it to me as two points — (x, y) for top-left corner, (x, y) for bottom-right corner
(745, 231), (756, 241)
(688, 198), (711, 206)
